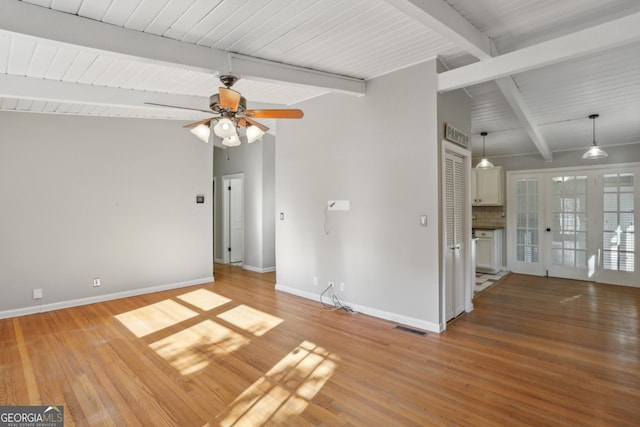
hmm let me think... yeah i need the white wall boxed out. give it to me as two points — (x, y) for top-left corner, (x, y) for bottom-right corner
(213, 134), (276, 272)
(275, 61), (444, 331)
(0, 111), (213, 316)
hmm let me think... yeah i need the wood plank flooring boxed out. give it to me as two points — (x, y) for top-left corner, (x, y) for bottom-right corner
(1, 266), (639, 426)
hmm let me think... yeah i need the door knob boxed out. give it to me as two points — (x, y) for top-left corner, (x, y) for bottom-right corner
(546, 227), (551, 232)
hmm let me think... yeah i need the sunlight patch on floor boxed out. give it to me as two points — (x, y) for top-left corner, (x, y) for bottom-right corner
(115, 299), (198, 338)
(150, 320), (250, 375)
(217, 341), (338, 426)
(178, 288), (232, 311)
(217, 304), (283, 337)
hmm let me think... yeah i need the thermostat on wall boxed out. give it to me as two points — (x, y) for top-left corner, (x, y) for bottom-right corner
(196, 195), (205, 203)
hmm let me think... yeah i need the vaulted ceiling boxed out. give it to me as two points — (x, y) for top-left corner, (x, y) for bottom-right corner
(1, 0), (639, 160)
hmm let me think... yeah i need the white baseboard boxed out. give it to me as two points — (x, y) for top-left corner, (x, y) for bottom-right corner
(215, 257), (225, 264)
(0, 276), (215, 320)
(243, 264), (276, 273)
(275, 283), (442, 333)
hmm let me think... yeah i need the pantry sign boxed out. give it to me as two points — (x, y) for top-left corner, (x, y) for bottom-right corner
(444, 123), (469, 149)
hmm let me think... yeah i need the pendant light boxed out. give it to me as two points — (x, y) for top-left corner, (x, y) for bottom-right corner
(476, 131), (494, 169)
(582, 114), (608, 160)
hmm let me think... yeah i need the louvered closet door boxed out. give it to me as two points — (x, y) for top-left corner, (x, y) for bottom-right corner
(444, 152), (465, 321)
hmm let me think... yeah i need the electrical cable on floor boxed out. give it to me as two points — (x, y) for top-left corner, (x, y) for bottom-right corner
(320, 284), (357, 314)
(324, 203), (332, 235)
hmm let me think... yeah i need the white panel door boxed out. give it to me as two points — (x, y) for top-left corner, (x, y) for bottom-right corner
(229, 178), (243, 263)
(223, 174), (244, 264)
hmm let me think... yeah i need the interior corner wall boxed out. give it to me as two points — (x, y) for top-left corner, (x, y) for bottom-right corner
(213, 133), (276, 272)
(275, 60), (442, 331)
(0, 111), (213, 316)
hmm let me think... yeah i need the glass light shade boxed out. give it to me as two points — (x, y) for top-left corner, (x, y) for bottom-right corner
(221, 135), (241, 147)
(213, 118), (236, 138)
(582, 144), (608, 159)
(189, 124), (210, 143)
(476, 157), (494, 169)
(246, 125), (265, 143)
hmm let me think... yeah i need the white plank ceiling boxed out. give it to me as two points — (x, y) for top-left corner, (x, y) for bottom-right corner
(0, 0), (639, 159)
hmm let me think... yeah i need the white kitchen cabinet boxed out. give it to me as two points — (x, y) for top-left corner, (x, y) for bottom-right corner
(475, 229), (503, 274)
(472, 167), (504, 206)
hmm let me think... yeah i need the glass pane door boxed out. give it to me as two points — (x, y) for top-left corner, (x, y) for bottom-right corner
(516, 179), (539, 263)
(508, 175), (544, 276)
(603, 173), (635, 272)
(547, 175), (589, 280)
(597, 172), (638, 286)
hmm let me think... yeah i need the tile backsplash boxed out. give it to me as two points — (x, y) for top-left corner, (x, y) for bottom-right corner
(472, 205), (506, 228)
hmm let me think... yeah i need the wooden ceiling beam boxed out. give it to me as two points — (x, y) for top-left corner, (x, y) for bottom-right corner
(0, 0), (365, 96)
(385, 0), (553, 161)
(438, 11), (640, 92)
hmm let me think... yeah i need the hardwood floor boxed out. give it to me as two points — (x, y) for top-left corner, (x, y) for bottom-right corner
(1, 266), (639, 426)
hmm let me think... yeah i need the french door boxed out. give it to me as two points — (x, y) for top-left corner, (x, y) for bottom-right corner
(508, 166), (639, 286)
(547, 174), (589, 280)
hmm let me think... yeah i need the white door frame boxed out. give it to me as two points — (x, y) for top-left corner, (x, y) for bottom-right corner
(222, 173), (244, 265)
(212, 177), (216, 264)
(440, 140), (473, 330)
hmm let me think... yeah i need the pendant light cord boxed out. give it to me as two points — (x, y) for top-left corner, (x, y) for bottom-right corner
(481, 131), (488, 157)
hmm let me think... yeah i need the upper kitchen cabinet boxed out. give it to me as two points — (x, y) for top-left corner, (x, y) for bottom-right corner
(472, 167), (504, 206)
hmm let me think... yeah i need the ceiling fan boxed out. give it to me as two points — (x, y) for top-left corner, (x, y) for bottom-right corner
(145, 74), (303, 146)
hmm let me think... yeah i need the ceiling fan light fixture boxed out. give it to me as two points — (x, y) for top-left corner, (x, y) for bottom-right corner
(246, 125), (265, 143)
(222, 135), (241, 147)
(189, 123), (210, 143)
(476, 132), (494, 169)
(582, 114), (608, 160)
(213, 117), (236, 138)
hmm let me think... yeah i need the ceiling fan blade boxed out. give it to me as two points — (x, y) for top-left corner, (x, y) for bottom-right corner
(243, 117), (269, 132)
(183, 117), (215, 129)
(245, 109), (304, 119)
(144, 102), (212, 114)
(219, 87), (241, 111)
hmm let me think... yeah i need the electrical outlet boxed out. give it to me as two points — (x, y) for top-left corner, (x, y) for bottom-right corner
(328, 281), (335, 288)
(33, 288), (43, 300)
(93, 278), (101, 287)
(340, 282), (345, 292)
(313, 276), (318, 286)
